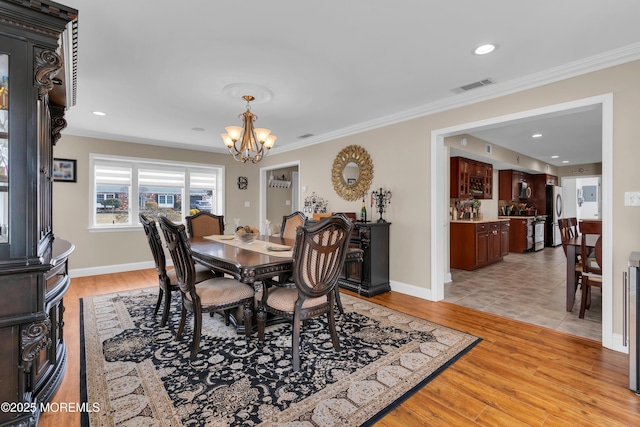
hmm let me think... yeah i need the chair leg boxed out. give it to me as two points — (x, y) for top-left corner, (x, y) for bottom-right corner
(190, 307), (202, 361)
(160, 287), (172, 327)
(154, 288), (163, 316)
(176, 305), (187, 341)
(327, 302), (341, 351)
(292, 311), (302, 371)
(334, 286), (344, 315)
(579, 278), (590, 319)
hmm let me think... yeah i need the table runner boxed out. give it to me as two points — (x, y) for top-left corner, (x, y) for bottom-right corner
(203, 234), (293, 257)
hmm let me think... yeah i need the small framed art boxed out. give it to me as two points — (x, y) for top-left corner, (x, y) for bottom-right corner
(53, 158), (77, 182)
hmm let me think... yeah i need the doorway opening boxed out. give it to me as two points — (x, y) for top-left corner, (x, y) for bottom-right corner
(431, 94), (615, 350)
(259, 161), (300, 235)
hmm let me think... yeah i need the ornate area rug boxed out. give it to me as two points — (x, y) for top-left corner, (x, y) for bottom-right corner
(81, 288), (480, 426)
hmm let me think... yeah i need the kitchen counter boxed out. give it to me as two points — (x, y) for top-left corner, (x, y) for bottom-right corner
(451, 218), (510, 224)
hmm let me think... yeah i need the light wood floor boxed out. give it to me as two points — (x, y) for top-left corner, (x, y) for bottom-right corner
(39, 269), (639, 427)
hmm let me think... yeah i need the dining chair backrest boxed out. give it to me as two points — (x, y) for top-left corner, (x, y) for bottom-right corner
(185, 211), (224, 237)
(158, 216), (197, 296)
(140, 213), (167, 277)
(567, 217), (579, 237)
(280, 211), (306, 240)
(291, 213), (354, 299)
(558, 218), (571, 256)
(581, 232), (602, 276)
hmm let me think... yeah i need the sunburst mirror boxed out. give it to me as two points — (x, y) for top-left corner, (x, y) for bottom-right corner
(331, 145), (374, 201)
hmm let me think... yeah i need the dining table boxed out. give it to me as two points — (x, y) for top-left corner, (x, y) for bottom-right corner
(565, 233), (599, 311)
(189, 234), (363, 331)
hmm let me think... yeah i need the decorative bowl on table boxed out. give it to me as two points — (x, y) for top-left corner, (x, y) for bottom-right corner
(236, 225), (260, 244)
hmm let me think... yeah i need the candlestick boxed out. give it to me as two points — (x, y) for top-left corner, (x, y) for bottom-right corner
(371, 187), (392, 223)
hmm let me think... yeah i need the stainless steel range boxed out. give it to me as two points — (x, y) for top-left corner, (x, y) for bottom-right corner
(533, 216), (546, 251)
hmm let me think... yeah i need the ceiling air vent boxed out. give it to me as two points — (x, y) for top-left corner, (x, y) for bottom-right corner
(451, 78), (494, 94)
(297, 133), (314, 139)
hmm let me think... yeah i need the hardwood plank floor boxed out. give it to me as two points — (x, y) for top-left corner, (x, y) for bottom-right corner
(39, 269), (639, 426)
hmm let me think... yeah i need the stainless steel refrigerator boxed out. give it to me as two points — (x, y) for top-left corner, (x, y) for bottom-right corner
(627, 252), (640, 394)
(545, 185), (563, 246)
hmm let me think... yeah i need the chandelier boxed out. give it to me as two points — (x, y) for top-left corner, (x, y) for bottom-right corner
(221, 95), (277, 163)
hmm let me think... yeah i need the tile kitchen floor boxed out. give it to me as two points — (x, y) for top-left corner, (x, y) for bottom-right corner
(445, 245), (602, 341)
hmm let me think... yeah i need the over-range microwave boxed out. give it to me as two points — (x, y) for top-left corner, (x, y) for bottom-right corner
(519, 182), (532, 198)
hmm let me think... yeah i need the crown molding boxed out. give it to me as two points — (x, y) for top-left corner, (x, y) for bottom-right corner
(273, 42), (640, 154)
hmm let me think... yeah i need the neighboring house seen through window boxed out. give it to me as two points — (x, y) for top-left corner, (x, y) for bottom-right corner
(90, 154), (224, 229)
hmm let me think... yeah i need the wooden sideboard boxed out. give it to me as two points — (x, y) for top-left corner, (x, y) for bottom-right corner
(339, 222), (390, 297)
(0, 2), (78, 426)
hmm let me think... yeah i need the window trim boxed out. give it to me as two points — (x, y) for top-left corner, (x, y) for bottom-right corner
(89, 153), (225, 231)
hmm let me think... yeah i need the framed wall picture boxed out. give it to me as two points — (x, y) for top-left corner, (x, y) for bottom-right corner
(53, 158), (77, 182)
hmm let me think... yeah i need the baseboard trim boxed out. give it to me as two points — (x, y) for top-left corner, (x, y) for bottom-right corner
(70, 261), (156, 278)
(389, 280), (433, 301)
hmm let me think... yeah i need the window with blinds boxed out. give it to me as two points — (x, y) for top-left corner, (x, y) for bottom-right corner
(90, 154), (224, 229)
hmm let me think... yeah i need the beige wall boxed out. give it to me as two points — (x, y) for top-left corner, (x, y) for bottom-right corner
(55, 60), (640, 338)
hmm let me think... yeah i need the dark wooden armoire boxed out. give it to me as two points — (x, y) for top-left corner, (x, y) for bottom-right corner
(0, 1), (78, 426)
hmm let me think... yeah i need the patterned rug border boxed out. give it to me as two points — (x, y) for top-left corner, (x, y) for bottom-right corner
(80, 287), (481, 426)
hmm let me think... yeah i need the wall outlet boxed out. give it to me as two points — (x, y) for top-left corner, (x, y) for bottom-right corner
(244, 201), (250, 208)
(285, 200), (291, 206)
(624, 192), (640, 206)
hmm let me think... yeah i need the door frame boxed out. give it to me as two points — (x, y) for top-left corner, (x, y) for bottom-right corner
(430, 94), (615, 350)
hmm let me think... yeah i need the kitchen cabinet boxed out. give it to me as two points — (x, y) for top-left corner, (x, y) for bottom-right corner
(499, 169), (534, 201)
(531, 173), (558, 214)
(0, 2), (78, 426)
(508, 217), (533, 253)
(450, 220), (508, 271)
(450, 156), (492, 199)
(338, 222), (390, 297)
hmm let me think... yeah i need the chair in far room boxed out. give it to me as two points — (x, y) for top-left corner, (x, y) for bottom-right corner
(579, 233), (602, 319)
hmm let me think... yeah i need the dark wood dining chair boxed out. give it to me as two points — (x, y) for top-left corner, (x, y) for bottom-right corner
(559, 218), (582, 288)
(280, 211), (306, 239)
(579, 232), (602, 318)
(257, 214), (354, 371)
(139, 213), (218, 327)
(158, 216), (255, 360)
(185, 211), (225, 237)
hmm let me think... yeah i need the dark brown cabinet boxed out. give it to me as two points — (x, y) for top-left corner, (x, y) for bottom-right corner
(0, 2), (77, 426)
(498, 170), (534, 201)
(451, 157), (493, 199)
(339, 222), (390, 297)
(508, 217), (533, 253)
(450, 220), (509, 271)
(531, 173), (558, 214)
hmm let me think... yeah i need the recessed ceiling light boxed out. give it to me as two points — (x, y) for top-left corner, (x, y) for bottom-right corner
(474, 44), (496, 55)
(562, 160), (569, 164)
(92, 111), (106, 116)
(532, 133), (543, 138)
(551, 155), (559, 159)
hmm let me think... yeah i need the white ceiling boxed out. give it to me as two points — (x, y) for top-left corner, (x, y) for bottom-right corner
(60, 1), (640, 167)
